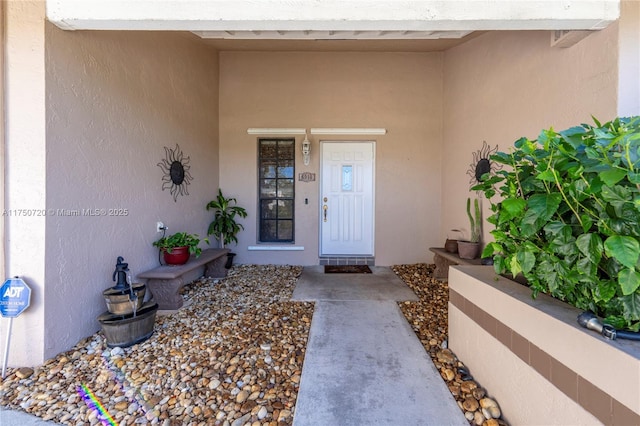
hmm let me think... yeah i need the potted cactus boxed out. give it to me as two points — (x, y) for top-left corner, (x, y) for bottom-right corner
(458, 197), (481, 259)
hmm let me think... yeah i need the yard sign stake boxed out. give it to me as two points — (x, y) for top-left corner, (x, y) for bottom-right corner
(1, 276), (32, 378)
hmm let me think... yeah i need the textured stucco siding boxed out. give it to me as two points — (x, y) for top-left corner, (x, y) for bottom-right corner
(441, 28), (619, 247)
(43, 27), (219, 363)
(219, 51), (444, 266)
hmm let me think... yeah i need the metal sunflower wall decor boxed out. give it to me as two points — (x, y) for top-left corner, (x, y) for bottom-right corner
(158, 144), (193, 202)
(466, 141), (502, 189)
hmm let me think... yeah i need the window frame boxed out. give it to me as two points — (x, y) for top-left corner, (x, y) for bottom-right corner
(257, 138), (295, 243)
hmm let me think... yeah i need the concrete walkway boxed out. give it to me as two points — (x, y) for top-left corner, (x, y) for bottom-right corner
(292, 266), (467, 426)
(0, 409), (57, 425)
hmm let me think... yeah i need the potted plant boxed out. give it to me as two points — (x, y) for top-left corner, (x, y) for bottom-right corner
(206, 189), (248, 268)
(457, 197), (481, 259)
(473, 116), (640, 332)
(153, 232), (205, 265)
(445, 229), (464, 253)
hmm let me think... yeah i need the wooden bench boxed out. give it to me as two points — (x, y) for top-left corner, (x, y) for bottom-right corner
(429, 247), (483, 279)
(138, 248), (230, 310)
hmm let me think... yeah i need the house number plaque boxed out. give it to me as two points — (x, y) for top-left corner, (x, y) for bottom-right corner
(298, 172), (316, 182)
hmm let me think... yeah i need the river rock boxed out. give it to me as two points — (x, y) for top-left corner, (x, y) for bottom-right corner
(15, 367), (34, 379)
(257, 406), (268, 420)
(472, 387), (486, 400)
(463, 397), (479, 412)
(480, 397), (499, 409)
(474, 411), (486, 425)
(441, 368), (455, 381)
(483, 406), (502, 419)
(277, 409), (292, 422)
(460, 380), (478, 394)
(436, 349), (456, 364)
(236, 390), (249, 403)
(231, 413), (251, 426)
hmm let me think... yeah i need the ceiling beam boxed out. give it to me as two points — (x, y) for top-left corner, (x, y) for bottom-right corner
(47, 0), (620, 34)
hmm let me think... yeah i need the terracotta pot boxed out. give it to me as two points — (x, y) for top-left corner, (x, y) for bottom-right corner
(162, 246), (190, 265)
(457, 241), (480, 260)
(444, 239), (458, 253)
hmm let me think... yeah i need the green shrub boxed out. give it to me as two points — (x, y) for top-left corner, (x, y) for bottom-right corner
(206, 189), (248, 248)
(474, 116), (640, 331)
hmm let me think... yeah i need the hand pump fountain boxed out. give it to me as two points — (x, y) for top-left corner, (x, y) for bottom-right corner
(98, 257), (158, 347)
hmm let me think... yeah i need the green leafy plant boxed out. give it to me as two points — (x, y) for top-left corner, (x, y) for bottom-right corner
(153, 232), (205, 257)
(206, 189), (248, 248)
(466, 197), (482, 243)
(474, 116), (640, 331)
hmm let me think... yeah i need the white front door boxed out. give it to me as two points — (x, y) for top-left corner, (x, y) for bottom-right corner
(320, 142), (375, 256)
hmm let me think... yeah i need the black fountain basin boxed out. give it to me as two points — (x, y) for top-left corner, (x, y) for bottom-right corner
(97, 300), (158, 348)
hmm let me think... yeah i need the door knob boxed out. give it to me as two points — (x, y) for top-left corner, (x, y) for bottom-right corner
(323, 204), (328, 222)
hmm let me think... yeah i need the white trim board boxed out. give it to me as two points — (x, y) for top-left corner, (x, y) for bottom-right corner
(310, 128), (386, 135)
(248, 245), (305, 251)
(247, 128), (306, 135)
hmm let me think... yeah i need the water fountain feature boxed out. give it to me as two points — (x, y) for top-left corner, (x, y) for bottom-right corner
(98, 257), (158, 347)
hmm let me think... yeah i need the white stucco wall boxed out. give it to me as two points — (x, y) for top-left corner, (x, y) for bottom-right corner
(2, 0), (48, 368)
(219, 51), (443, 266)
(39, 27), (219, 364)
(441, 27), (619, 248)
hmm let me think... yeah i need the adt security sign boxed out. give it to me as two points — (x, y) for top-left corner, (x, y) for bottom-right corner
(0, 277), (31, 318)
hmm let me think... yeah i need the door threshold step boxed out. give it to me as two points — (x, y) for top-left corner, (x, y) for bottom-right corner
(319, 256), (375, 266)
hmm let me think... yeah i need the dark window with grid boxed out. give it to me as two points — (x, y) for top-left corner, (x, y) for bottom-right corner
(259, 139), (295, 242)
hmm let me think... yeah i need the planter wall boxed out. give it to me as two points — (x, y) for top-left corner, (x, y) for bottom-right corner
(448, 265), (640, 425)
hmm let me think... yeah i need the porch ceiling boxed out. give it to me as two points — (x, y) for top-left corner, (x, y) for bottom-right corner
(194, 35), (484, 52)
(48, 0), (620, 39)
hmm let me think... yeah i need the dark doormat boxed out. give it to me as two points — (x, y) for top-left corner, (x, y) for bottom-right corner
(324, 265), (372, 274)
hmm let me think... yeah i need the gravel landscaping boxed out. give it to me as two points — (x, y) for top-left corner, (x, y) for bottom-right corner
(393, 263), (508, 426)
(0, 265), (311, 426)
(1, 263), (507, 426)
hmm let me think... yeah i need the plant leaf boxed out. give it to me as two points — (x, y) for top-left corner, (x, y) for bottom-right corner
(580, 214), (594, 233)
(599, 168), (627, 186)
(620, 293), (640, 322)
(619, 268), (640, 295)
(537, 170), (556, 182)
(603, 315), (627, 329)
(516, 250), (536, 275)
(501, 198), (526, 217)
(576, 233), (603, 264)
(604, 236), (640, 269)
(521, 193), (562, 236)
(509, 255), (522, 277)
(594, 280), (617, 303)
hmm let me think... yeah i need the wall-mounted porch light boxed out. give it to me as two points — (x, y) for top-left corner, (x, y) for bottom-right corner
(302, 133), (311, 166)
